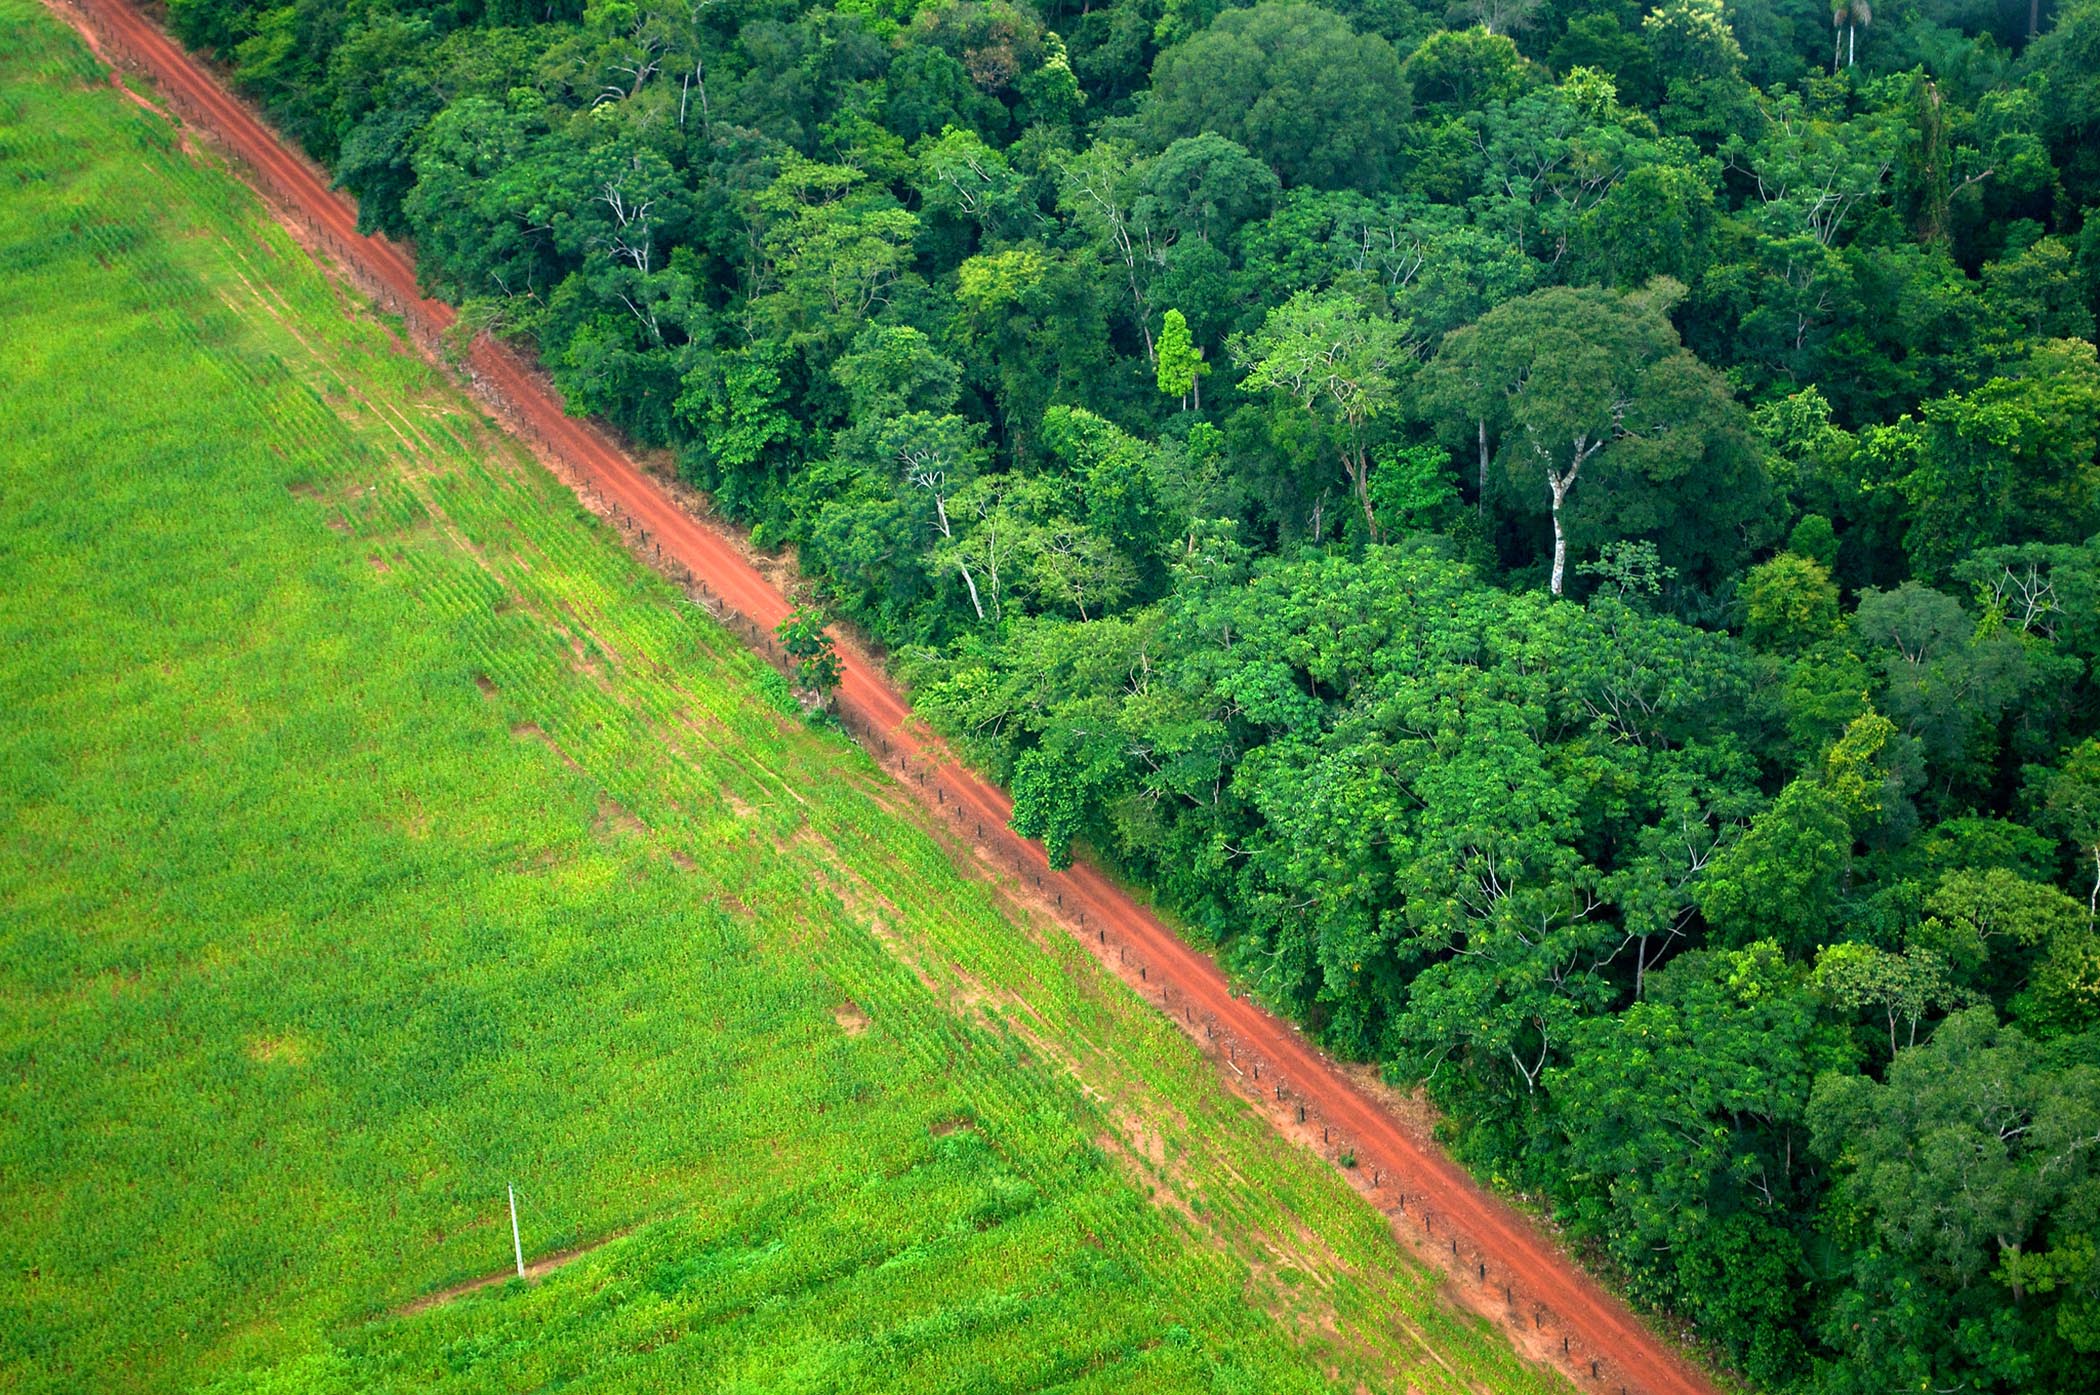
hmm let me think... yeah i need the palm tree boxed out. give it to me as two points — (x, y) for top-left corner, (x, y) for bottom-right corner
(1832, 0), (1872, 69)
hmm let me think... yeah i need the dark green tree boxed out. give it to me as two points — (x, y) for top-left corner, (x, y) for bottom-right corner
(1422, 285), (1770, 595)
(1143, 2), (1411, 190)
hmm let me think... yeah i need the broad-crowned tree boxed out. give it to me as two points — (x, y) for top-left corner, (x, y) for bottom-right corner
(748, 156), (919, 350)
(1698, 778), (1855, 956)
(912, 124), (1027, 239)
(1237, 193), (1538, 343)
(950, 247), (1117, 457)
(1232, 291), (1413, 542)
(1545, 943), (1853, 1382)
(1809, 1009), (2100, 1388)
(2026, 0), (2100, 206)
(1132, 133), (1281, 250)
(1421, 284), (1769, 596)
(1399, 25), (1538, 117)
(1143, 1), (1411, 191)
(1853, 582), (2070, 789)
(1741, 552), (1842, 654)
(1885, 339), (2100, 579)
(1913, 867), (2088, 1007)
(2028, 740), (2100, 923)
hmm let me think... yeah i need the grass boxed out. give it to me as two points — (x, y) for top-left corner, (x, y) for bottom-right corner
(0, 6), (1568, 1393)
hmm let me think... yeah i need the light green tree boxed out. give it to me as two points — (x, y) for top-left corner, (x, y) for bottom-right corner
(1155, 308), (1209, 409)
(1813, 940), (1962, 1055)
(1641, 0), (1745, 80)
(1233, 291), (1411, 542)
(1741, 552), (1841, 653)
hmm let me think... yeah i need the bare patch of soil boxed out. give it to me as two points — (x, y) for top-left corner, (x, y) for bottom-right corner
(246, 1034), (309, 1066)
(510, 721), (586, 777)
(390, 1229), (629, 1319)
(592, 794), (647, 841)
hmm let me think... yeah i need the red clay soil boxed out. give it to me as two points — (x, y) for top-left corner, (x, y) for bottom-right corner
(48, 6), (1728, 1392)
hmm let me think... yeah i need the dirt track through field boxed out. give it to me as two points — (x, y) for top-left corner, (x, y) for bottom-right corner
(46, 6), (1725, 1391)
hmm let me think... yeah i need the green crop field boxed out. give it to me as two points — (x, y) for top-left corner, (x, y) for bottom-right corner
(0, 6), (1563, 1393)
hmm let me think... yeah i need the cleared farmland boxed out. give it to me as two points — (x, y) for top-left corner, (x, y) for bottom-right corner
(0, 6), (1565, 1393)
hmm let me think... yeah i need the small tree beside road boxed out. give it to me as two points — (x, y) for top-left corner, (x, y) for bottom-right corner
(777, 605), (841, 707)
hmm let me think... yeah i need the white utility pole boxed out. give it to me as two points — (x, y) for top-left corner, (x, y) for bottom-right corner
(508, 1184), (525, 1279)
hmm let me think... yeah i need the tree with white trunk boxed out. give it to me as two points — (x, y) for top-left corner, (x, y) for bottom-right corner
(1422, 284), (1765, 596)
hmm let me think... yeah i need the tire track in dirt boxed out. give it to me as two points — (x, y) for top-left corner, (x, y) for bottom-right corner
(45, 6), (1725, 1391)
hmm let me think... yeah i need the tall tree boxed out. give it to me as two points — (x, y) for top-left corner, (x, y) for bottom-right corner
(1142, 1), (1412, 190)
(1883, 339), (2100, 579)
(1422, 285), (1768, 595)
(1155, 307), (1209, 408)
(1233, 291), (1412, 542)
(1830, 0), (1871, 69)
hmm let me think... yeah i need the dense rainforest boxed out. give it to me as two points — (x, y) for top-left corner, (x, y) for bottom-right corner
(156, 0), (2100, 1385)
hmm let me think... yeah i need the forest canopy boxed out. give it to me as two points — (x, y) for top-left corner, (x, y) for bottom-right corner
(163, 0), (2100, 1386)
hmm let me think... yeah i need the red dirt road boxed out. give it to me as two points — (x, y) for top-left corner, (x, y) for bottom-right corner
(50, 5), (1726, 1391)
